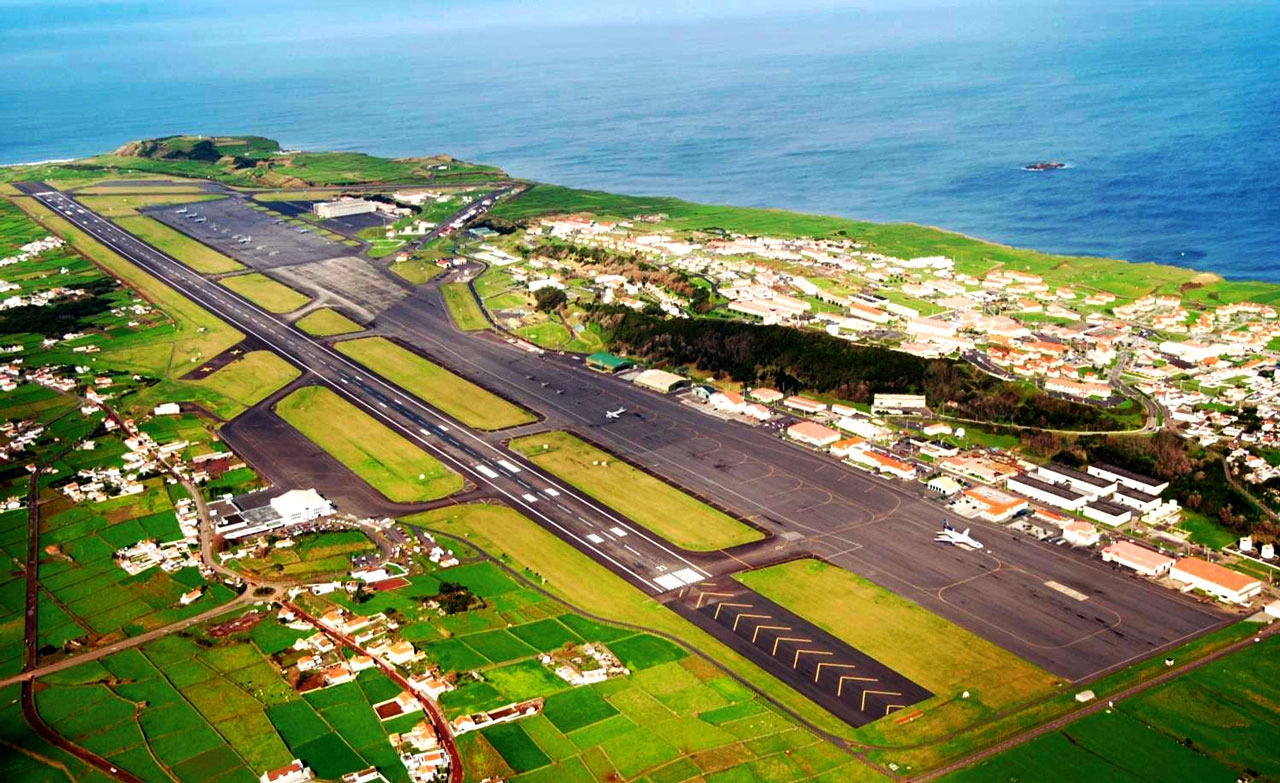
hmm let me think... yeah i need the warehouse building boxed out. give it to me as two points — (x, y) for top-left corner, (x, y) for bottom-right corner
(927, 475), (963, 496)
(782, 395), (826, 414)
(848, 448), (917, 480)
(1169, 558), (1262, 604)
(787, 421), (842, 448)
(1101, 540), (1175, 577)
(1112, 485), (1161, 514)
(315, 198), (377, 219)
(213, 488), (335, 540)
(962, 485), (1027, 522)
(1087, 462), (1169, 496)
(1007, 474), (1088, 511)
(1036, 463), (1117, 499)
(585, 352), (635, 374)
(633, 369), (690, 394)
(1062, 520), (1101, 547)
(872, 394), (928, 414)
(1082, 499), (1133, 528)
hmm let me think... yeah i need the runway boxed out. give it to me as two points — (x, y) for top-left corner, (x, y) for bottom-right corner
(21, 181), (1231, 719)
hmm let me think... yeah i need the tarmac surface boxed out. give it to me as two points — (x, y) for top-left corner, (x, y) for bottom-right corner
(145, 198), (350, 268)
(22, 182), (1233, 725)
(670, 580), (932, 727)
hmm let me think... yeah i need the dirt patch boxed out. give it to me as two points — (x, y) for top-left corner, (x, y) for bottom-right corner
(207, 611), (264, 637)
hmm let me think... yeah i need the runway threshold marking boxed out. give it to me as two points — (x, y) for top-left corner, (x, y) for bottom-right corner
(695, 591), (734, 610)
(813, 661), (858, 682)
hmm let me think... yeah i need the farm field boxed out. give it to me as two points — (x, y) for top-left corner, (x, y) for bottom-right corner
(508, 431), (762, 551)
(940, 635), (1280, 783)
(35, 474), (237, 651)
(736, 559), (1059, 754)
(327, 517), (884, 783)
(229, 530), (377, 579)
(34, 611), (417, 783)
(12, 196), (244, 370)
(335, 336), (535, 430)
(440, 282), (489, 331)
(115, 214), (245, 274)
(275, 385), (462, 502)
(295, 307), (363, 337)
(220, 273), (310, 314)
(0, 682), (120, 783)
(403, 503), (866, 745)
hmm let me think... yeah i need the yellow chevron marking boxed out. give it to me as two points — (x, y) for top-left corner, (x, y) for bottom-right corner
(751, 625), (791, 644)
(793, 648), (834, 669)
(861, 689), (902, 711)
(771, 637), (811, 656)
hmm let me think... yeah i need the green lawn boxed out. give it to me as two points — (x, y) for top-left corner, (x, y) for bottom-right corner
(508, 431), (762, 551)
(275, 385), (461, 502)
(295, 307), (363, 337)
(440, 282), (489, 331)
(194, 351), (299, 415)
(335, 336), (535, 430)
(736, 559), (1059, 751)
(221, 273), (310, 313)
(78, 193), (223, 218)
(115, 215), (244, 274)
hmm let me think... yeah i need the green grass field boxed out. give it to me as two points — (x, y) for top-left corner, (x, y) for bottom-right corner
(441, 282), (489, 331)
(275, 385), (461, 502)
(335, 336), (535, 430)
(508, 431), (762, 551)
(194, 350), (299, 415)
(114, 215), (244, 274)
(295, 307), (363, 336)
(221, 273), (310, 313)
(77, 193), (223, 218)
(941, 636), (1280, 783)
(736, 559), (1059, 754)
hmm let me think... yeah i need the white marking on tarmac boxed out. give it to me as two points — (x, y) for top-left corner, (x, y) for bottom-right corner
(475, 464), (499, 479)
(497, 459), (521, 473)
(1045, 581), (1089, 601)
(586, 533), (604, 544)
(655, 574), (685, 591)
(673, 568), (704, 586)
(610, 527), (627, 537)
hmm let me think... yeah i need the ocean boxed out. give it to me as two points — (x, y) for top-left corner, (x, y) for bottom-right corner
(2, 0), (1278, 280)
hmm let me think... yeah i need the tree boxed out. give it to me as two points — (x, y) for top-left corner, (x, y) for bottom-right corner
(535, 287), (567, 312)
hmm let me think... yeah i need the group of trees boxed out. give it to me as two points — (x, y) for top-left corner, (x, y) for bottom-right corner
(596, 309), (1132, 431)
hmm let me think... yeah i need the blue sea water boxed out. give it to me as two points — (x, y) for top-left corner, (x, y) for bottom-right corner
(2, 0), (1278, 280)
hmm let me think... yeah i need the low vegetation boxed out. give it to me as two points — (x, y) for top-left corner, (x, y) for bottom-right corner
(335, 336), (535, 430)
(275, 386), (462, 502)
(115, 214), (244, 274)
(295, 307), (363, 337)
(440, 282), (489, 331)
(221, 273), (310, 314)
(510, 430), (762, 551)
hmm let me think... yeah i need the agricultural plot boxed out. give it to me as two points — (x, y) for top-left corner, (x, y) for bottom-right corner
(335, 337), (535, 430)
(275, 385), (462, 502)
(35, 480), (234, 649)
(36, 612), (418, 783)
(230, 530), (377, 579)
(509, 431), (762, 550)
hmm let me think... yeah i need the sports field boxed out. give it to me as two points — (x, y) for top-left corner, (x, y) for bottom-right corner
(508, 431), (762, 551)
(335, 336), (535, 430)
(115, 214), (244, 273)
(221, 273), (310, 313)
(440, 282), (489, 331)
(296, 307), (363, 336)
(736, 560), (1058, 751)
(275, 385), (461, 502)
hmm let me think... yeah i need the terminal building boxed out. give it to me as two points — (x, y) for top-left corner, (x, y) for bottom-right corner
(314, 199), (377, 219)
(212, 488), (335, 540)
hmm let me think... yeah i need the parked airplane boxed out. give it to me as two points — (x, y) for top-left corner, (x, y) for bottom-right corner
(935, 521), (983, 549)
(605, 407), (627, 419)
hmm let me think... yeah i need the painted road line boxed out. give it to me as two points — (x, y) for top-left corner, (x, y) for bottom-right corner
(497, 459), (522, 473)
(543, 487), (560, 497)
(586, 533), (604, 544)
(673, 568), (704, 585)
(1045, 581), (1089, 601)
(521, 493), (537, 503)
(610, 526), (628, 537)
(475, 464), (499, 479)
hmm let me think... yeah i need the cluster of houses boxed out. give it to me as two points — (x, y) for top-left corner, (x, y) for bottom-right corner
(541, 642), (629, 687)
